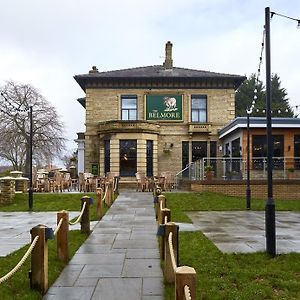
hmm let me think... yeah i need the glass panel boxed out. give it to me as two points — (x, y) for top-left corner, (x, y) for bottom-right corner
(192, 97), (206, 109)
(129, 110), (137, 120)
(122, 110), (128, 120)
(252, 135), (284, 170)
(191, 110), (199, 122)
(294, 135), (300, 169)
(210, 141), (217, 172)
(182, 142), (189, 177)
(199, 110), (207, 122)
(192, 141), (207, 162)
(104, 140), (110, 174)
(120, 140), (137, 176)
(122, 98), (136, 109)
(146, 140), (153, 177)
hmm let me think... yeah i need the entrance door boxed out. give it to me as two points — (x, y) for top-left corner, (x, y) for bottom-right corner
(120, 140), (137, 176)
(192, 141), (207, 161)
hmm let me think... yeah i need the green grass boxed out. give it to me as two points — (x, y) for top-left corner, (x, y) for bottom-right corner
(0, 192), (110, 221)
(165, 192), (300, 223)
(0, 230), (89, 300)
(163, 192), (300, 299)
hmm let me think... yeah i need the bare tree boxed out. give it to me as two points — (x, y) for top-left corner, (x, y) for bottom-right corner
(0, 81), (66, 175)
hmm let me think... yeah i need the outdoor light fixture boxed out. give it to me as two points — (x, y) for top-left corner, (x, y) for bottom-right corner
(297, 20), (300, 29)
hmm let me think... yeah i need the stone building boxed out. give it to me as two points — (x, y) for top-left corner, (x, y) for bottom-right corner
(74, 42), (245, 180)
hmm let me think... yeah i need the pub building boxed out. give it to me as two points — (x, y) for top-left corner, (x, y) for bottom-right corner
(74, 41), (245, 182)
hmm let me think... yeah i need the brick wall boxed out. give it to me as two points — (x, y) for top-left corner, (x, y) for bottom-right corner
(190, 180), (300, 200)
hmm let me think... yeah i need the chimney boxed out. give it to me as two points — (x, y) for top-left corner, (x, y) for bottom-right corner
(163, 41), (173, 69)
(89, 66), (99, 74)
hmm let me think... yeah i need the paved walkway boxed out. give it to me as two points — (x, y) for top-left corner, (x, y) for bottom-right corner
(44, 191), (163, 300)
(187, 211), (300, 254)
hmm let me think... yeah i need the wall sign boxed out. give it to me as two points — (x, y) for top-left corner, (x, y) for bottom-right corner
(91, 163), (99, 176)
(145, 95), (183, 121)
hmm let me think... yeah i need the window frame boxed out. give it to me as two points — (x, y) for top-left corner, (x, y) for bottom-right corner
(121, 95), (137, 121)
(191, 95), (207, 123)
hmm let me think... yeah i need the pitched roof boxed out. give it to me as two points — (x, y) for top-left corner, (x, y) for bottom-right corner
(74, 65), (246, 91)
(75, 65), (244, 79)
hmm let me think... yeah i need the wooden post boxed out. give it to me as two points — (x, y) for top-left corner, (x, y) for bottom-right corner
(96, 188), (103, 220)
(113, 176), (119, 194)
(175, 266), (196, 300)
(160, 208), (171, 260)
(30, 225), (49, 294)
(57, 211), (69, 263)
(110, 180), (114, 205)
(157, 195), (166, 225)
(81, 196), (90, 234)
(164, 222), (178, 283)
(105, 182), (110, 207)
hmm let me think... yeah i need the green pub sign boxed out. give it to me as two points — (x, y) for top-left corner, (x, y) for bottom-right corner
(91, 163), (99, 176)
(146, 95), (183, 121)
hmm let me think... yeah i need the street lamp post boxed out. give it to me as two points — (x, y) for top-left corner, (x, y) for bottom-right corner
(29, 106), (33, 210)
(0, 92), (34, 210)
(265, 6), (276, 256)
(246, 108), (252, 210)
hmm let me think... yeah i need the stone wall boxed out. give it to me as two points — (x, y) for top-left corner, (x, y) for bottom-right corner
(0, 177), (16, 204)
(190, 180), (300, 200)
(84, 88), (235, 176)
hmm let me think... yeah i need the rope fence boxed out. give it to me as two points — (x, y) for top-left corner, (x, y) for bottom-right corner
(101, 185), (109, 203)
(184, 285), (192, 300)
(69, 201), (86, 225)
(0, 171), (119, 295)
(154, 186), (197, 300)
(0, 236), (39, 285)
(168, 232), (177, 272)
(54, 218), (64, 236)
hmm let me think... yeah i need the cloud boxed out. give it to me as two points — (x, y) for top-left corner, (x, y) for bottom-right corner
(0, 0), (299, 161)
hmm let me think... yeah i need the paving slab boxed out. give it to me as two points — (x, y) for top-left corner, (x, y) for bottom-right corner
(43, 191), (163, 299)
(0, 211), (90, 257)
(187, 211), (300, 254)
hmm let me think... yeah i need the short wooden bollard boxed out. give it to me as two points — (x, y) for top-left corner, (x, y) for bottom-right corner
(113, 176), (119, 194)
(110, 180), (114, 205)
(96, 188), (103, 220)
(105, 182), (111, 207)
(175, 266), (196, 300)
(157, 195), (166, 225)
(30, 224), (53, 294)
(164, 222), (179, 283)
(57, 211), (69, 263)
(160, 208), (171, 260)
(81, 196), (91, 234)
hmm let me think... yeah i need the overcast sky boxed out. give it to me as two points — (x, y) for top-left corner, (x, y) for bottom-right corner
(1, 0), (299, 158)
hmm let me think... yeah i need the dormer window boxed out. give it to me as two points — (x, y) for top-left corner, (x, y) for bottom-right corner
(191, 95), (207, 122)
(121, 95), (137, 120)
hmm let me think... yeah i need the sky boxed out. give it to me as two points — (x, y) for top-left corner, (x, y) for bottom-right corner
(0, 0), (299, 160)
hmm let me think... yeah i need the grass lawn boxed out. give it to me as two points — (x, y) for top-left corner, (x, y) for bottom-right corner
(0, 192), (115, 299)
(0, 192), (110, 221)
(163, 192), (300, 299)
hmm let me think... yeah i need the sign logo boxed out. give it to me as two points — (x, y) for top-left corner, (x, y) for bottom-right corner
(146, 95), (182, 121)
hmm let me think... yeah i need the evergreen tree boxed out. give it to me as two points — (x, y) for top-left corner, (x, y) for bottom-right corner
(235, 73), (294, 117)
(235, 74), (264, 117)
